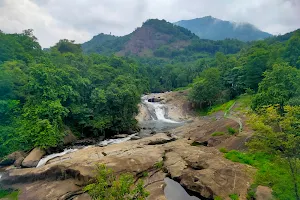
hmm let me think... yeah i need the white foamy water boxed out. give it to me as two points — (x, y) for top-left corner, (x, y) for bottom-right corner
(143, 97), (179, 124)
(98, 134), (136, 146)
(36, 149), (78, 168)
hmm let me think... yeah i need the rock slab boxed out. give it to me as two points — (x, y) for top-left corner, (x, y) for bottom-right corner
(22, 148), (46, 168)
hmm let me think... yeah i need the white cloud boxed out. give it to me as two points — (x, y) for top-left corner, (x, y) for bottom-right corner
(0, 0), (299, 47)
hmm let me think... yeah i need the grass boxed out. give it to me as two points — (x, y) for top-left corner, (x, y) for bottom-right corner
(219, 148), (228, 153)
(224, 150), (300, 200)
(198, 100), (235, 116)
(227, 126), (238, 135)
(0, 189), (19, 200)
(154, 160), (164, 169)
(234, 94), (253, 112)
(229, 194), (239, 200)
(212, 132), (225, 137)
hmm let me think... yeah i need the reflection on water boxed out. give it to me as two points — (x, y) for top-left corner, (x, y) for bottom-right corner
(164, 178), (200, 200)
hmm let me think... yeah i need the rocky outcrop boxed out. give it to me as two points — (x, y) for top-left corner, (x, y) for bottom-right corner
(21, 148), (46, 168)
(63, 132), (77, 145)
(255, 186), (273, 200)
(2, 133), (254, 200)
(0, 151), (26, 167)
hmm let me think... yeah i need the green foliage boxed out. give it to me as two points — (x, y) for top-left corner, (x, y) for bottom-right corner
(0, 189), (19, 200)
(214, 196), (223, 200)
(229, 194), (239, 200)
(154, 161), (164, 169)
(83, 164), (149, 200)
(219, 148), (228, 153)
(212, 132), (225, 137)
(227, 127), (237, 135)
(0, 31), (145, 157)
(252, 64), (300, 110)
(189, 68), (224, 108)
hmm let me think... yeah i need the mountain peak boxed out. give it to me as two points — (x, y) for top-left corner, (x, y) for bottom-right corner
(174, 16), (272, 41)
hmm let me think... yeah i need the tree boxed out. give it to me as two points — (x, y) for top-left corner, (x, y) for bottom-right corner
(189, 68), (224, 108)
(252, 64), (300, 111)
(53, 39), (82, 54)
(248, 106), (300, 200)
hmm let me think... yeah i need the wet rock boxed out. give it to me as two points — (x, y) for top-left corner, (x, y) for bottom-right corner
(0, 151), (26, 166)
(22, 148), (46, 168)
(255, 186), (273, 200)
(147, 133), (176, 145)
(131, 136), (141, 140)
(112, 134), (129, 139)
(148, 98), (164, 103)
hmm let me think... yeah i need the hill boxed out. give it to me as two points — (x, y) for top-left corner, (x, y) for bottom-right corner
(174, 16), (272, 41)
(82, 19), (246, 58)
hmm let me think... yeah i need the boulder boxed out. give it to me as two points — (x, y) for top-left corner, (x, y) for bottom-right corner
(14, 157), (25, 168)
(0, 151), (26, 166)
(255, 186), (273, 200)
(22, 148), (46, 168)
(63, 132), (77, 145)
(147, 133), (176, 145)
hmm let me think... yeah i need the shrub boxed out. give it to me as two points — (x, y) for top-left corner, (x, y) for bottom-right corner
(219, 148), (228, 153)
(229, 194), (239, 200)
(212, 132), (225, 136)
(227, 126), (237, 135)
(83, 164), (149, 200)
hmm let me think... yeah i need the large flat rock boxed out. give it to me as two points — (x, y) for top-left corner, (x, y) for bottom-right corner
(1, 133), (254, 200)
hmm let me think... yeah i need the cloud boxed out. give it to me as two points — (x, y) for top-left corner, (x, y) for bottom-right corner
(0, 0), (299, 47)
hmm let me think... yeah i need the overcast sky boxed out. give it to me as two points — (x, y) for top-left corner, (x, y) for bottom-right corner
(0, 0), (299, 47)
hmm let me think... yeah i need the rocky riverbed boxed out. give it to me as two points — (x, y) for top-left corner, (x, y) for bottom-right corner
(0, 91), (258, 200)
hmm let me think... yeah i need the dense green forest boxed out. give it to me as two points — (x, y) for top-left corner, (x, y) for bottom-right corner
(0, 30), (147, 157)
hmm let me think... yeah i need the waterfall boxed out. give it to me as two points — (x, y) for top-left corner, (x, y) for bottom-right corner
(143, 98), (179, 124)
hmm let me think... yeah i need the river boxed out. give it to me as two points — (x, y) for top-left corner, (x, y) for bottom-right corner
(34, 95), (196, 200)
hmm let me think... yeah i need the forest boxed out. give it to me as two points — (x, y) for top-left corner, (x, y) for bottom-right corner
(0, 24), (300, 199)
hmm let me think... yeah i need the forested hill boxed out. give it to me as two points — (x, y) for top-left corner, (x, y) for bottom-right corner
(174, 16), (272, 41)
(82, 19), (247, 58)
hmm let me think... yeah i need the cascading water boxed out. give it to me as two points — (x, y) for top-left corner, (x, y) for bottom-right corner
(36, 149), (78, 168)
(140, 96), (184, 132)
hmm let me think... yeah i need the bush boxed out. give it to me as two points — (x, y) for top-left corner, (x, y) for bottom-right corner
(224, 151), (299, 200)
(154, 160), (164, 169)
(219, 148), (228, 153)
(212, 132), (225, 136)
(229, 194), (239, 200)
(84, 164), (149, 200)
(227, 126), (237, 135)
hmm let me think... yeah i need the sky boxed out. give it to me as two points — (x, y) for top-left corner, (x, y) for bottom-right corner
(0, 0), (299, 47)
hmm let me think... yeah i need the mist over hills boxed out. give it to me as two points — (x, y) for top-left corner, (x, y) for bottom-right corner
(174, 16), (273, 41)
